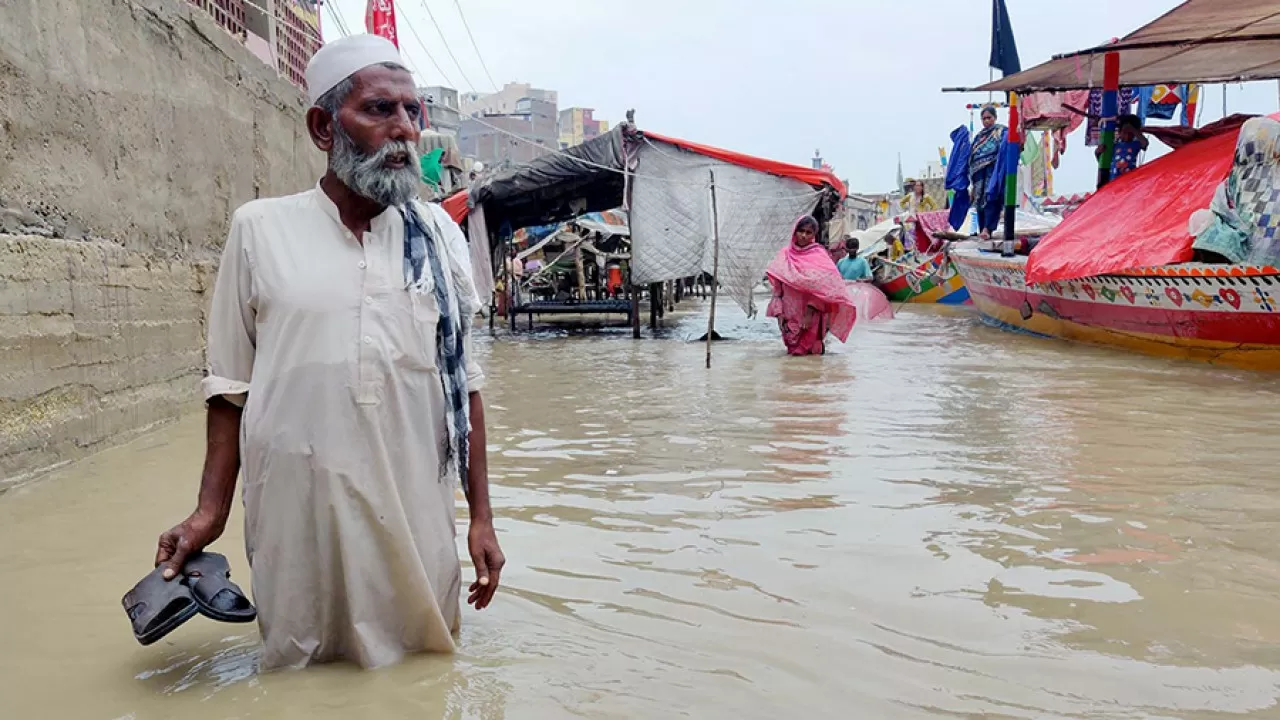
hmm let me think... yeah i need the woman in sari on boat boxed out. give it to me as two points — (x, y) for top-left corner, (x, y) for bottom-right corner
(969, 106), (1007, 239)
(765, 215), (861, 356)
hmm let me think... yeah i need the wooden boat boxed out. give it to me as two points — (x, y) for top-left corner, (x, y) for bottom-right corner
(943, 0), (1280, 370)
(874, 250), (972, 305)
(950, 248), (1280, 370)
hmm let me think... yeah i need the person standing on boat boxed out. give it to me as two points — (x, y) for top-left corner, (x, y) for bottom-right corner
(1096, 113), (1149, 179)
(908, 180), (938, 213)
(765, 215), (859, 356)
(969, 106), (1007, 239)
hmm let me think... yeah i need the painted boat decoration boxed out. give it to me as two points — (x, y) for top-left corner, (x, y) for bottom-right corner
(951, 248), (1280, 370)
(875, 250), (972, 305)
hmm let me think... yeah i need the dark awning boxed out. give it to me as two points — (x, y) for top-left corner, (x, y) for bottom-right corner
(468, 125), (635, 233)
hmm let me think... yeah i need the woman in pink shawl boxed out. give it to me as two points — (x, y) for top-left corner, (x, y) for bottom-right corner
(765, 215), (860, 356)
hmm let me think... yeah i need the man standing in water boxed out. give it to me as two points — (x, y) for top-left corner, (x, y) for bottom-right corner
(153, 34), (504, 670)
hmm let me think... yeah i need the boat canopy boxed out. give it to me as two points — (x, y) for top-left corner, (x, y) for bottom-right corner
(969, 0), (1280, 92)
(1024, 122), (1247, 283)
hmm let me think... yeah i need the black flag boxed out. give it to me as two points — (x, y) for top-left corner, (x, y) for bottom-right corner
(990, 0), (1021, 77)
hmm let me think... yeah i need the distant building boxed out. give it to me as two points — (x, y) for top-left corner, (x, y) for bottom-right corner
(205, 0), (321, 94)
(188, 0), (247, 38)
(418, 85), (461, 137)
(846, 194), (882, 231)
(460, 98), (559, 169)
(275, 1), (322, 90)
(915, 161), (946, 181)
(558, 107), (609, 149)
(461, 83), (558, 117)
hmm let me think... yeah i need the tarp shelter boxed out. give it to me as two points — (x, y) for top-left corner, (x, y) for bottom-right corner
(972, 0), (1280, 92)
(628, 132), (845, 314)
(1024, 121), (1246, 283)
(465, 127), (636, 234)
(446, 122), (845, 316)
(853, 218), (903, 259)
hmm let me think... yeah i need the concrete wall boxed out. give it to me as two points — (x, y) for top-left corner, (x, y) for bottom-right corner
(0, 0), (326, 486)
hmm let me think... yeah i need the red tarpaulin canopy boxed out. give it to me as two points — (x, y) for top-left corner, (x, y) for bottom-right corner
(1022, 118), (1261, 283)
(643, 132), (847, 199)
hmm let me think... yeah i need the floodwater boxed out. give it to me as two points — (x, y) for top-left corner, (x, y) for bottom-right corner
(4, 299), (1280, 719)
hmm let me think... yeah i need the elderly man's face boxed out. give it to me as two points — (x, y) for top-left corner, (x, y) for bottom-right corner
(335, 65), (421, 159)
(311, 64), (423, 206)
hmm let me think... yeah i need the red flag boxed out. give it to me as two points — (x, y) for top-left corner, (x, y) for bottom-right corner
(365, 0), (399, 48)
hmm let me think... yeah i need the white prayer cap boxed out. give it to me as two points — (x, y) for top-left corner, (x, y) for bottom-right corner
(305, 34), (405, 107)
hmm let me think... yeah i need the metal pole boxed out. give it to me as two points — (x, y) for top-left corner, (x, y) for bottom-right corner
(706, 169), (721, 369)
(1001, 91), (1021, 258)
(1097, 51), (1121, 190)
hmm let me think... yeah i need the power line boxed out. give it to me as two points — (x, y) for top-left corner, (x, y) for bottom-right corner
(398, 6), (458, 86)
(322, 3), (435, 86)
(322, 6), (828, 200)
(320, 0), (353, 38)
(417, 0), (478, 92)
(235, 0), (324, 44)
(451, 0), (499, 92)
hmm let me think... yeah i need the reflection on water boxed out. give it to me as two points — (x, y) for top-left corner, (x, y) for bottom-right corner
(3, 300), (1280, 718)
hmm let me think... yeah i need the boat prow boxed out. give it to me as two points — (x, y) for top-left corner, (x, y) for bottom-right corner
(951, 247), (1280, 370)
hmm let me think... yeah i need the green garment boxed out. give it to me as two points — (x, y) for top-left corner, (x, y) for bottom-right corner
(419, 148), (445, 190)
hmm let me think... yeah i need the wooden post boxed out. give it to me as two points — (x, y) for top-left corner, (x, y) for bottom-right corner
(1001, 90), (1021, 258)
(629, 265), (641, 339)
(573, 243), (587, 302)
(649, 282), (661, 329)
(706, 169), (721, 369)
(1096, 51), (1121, 190)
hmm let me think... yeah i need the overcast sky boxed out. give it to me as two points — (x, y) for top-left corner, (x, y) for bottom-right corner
(325, 0), (1278, 195)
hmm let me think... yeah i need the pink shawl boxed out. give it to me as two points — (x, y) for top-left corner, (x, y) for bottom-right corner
(765, 216), (858, 343)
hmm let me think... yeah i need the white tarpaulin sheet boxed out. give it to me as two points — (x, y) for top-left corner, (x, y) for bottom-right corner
(630, 140), (821, 315)
(467, 203), (496, 307)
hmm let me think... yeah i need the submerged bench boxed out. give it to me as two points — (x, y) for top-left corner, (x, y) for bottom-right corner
(510, 299), (634, 330)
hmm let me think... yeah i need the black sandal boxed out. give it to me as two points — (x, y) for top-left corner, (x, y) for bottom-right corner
(182, 552), (257, 624)
(121, 566), (200, 646)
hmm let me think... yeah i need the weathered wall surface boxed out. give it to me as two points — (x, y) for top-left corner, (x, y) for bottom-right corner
(0, 0), (326, 485)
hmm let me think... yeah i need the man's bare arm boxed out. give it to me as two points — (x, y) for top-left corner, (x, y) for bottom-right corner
(464, 391), (492, 523)
(155, 397), (242, 579)
(465, 391), (505, 609)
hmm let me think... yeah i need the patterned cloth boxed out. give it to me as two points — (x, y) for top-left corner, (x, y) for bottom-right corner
(1111, 140), (1143, 178)
(1235, 118), (1280, 265)
(1192, 116), (1280, 265)
(1086, 88), (1139, 146)
(403, 202), (472, 490)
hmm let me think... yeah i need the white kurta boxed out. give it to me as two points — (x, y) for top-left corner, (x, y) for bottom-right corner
(201, 185), (485, 671)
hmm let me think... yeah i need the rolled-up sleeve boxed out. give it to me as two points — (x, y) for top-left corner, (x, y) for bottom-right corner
(201, 210), (257, 407)
(464, 329), (485, 393)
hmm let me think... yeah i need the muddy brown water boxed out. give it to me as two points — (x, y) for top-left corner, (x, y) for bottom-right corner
(3, 301), (1280, 719)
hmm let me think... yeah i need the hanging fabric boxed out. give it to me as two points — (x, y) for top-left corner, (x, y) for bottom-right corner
(1086, 87), (1139, 146)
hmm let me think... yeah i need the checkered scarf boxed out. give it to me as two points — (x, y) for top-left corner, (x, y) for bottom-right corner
(402, 202), (471, 491)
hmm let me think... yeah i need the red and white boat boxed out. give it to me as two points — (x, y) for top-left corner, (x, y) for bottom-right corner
(948, 0), (1280, 371)
(951, 250), (1280, 370)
